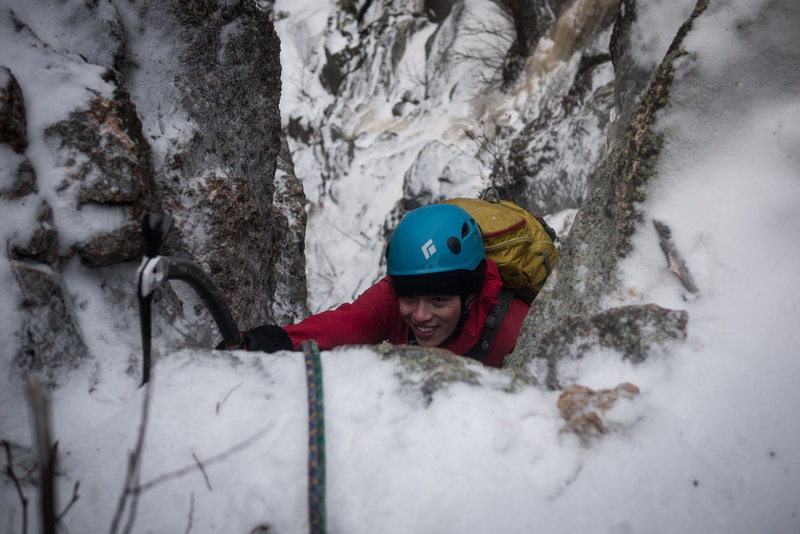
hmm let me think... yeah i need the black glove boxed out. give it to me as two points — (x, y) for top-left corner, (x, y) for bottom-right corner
(242, 325), (293, 352)
(216, 325), (293, 353)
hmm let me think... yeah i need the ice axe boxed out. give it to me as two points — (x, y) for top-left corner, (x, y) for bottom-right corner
(136, 213), (240, 385)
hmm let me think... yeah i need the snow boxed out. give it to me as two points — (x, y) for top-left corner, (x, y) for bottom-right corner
(628, 0), (696, 67)
(2, 0), (800, 533)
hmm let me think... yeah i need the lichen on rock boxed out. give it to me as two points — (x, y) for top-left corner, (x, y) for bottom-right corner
(44, 96), (148, 207)
(11, 261), (89, 386)
(362, 343), (540, 405)
(558, 382), (640, 446)
(538, 303), (687, 389)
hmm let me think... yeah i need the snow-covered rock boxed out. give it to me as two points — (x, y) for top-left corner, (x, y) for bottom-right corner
(279, 0), (618, 311)
(0, 0), (307, 394)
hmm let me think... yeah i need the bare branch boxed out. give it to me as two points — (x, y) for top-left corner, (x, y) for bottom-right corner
(653, 220), (699, 294)
(464, 129), (510, 189)
(2, 439), (29, 534)
(184, 493), (195, 534)
(134, 425), (272, 494)
(449, 5), (516, 89)
(56, 481), (80, 523)
(26, 377), (56, 534)
(191, 450), (212, 491)
(398, 59), (427, 95)
(109, 378), (154, 534)
(215, 383), (243, 415)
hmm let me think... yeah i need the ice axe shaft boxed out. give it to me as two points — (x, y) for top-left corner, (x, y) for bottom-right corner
(137, 214), (240, 385)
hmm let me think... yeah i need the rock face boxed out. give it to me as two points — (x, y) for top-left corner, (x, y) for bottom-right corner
(491, 0), (619, 215)
(540, 304), (688, 389)
(0, 0), (307, 386)
(271, 135), (312, 324)
(0, 66), (27, 152)
(10, 262), (89, 387)
(384, 0), (619, 219)
(42, 88), (158, 266)
(280, 0), (624, 311)
(114, 0), (305, 331)
(505, 0), (708, 376)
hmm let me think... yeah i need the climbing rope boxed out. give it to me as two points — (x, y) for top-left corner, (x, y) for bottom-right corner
(302, 339), (326, 534)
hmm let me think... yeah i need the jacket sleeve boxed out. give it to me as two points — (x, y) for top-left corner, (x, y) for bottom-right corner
(483, 297), (529, 367)
(283, 277), (401, 350)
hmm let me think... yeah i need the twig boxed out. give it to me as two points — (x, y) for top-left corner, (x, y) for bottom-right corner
(449, 5), (515, 88)
(2, 439), (28, 534)
(20, 461), (38, 479)
(120, 382), (154, 534)
(26, 377), (56, 534)
(109, 376), (154, 534)
(134, 425), (272, 494)
(325, 222), (368, 247)
(653, 220), (699, 294)
(184, 493), (194, 534)
(215, 383), (243, 414)
(56, 481), (80, 523)
(191, 450), (212, 491)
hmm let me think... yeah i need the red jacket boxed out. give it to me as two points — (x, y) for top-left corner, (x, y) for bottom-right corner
(283, 259), (529, 367)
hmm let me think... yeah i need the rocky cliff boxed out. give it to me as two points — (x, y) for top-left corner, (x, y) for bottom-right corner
(0, 0), (308, 386)
(506, 0), (707, 376)
(508, 0), (800, 393)
(278, 0), (620, 311)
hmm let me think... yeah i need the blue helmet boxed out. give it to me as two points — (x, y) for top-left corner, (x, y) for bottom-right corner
(386, 204), (486, 296)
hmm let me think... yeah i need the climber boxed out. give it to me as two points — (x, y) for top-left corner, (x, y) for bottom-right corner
(222, 204), (530, 367)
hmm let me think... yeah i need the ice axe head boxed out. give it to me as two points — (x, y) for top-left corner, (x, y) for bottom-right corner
(142, 213), (174, 258)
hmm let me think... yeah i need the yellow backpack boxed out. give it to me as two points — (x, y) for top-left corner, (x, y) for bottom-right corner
(444, 194), (559, 295)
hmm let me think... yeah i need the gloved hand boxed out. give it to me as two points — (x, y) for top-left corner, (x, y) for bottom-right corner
(216, 325), (294, 353)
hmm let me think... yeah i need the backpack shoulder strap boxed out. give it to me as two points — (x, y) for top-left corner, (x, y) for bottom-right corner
(465, 286), (516, 364)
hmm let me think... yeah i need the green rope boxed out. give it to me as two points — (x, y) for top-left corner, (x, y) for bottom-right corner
(302, 339), (326, 534)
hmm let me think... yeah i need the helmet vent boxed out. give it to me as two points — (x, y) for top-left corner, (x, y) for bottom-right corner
(461, 221), (470, 238)
(447, 236), (461, 254)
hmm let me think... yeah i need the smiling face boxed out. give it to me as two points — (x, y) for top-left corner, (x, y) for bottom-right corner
(398, 294), (464, 347)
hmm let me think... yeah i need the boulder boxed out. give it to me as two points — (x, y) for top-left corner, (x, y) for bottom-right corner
(11, 200), (59, 265)
(11, 261), (89, 386)
(0, 149), (37, 200)
(43, 86), (157, 265)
